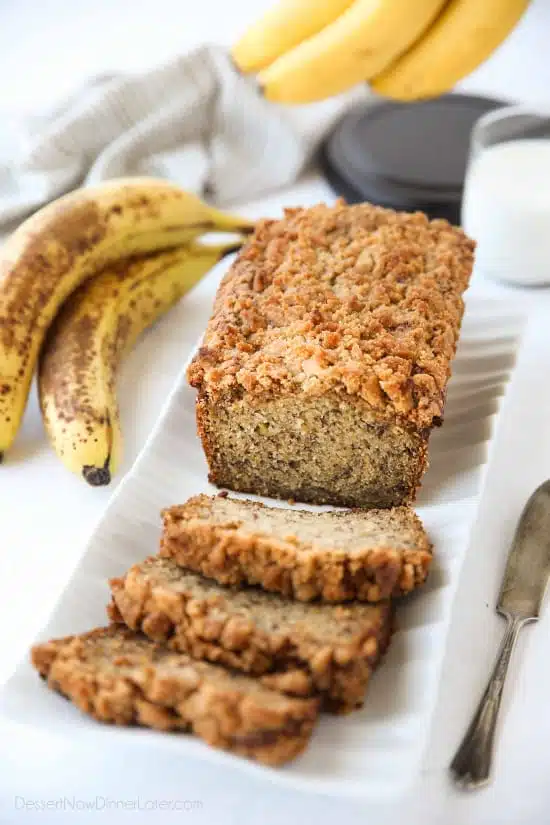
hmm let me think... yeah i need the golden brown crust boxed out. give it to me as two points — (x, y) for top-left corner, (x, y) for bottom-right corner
(31, 625), (318, 766)
(188, 201), (474, 429)
(160, 495), (432, 602)
(108, 556), (393, 712)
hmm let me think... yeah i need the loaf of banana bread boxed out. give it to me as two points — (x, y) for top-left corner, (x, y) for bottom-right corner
(188, 201), (474, 507)
(108, 555), (394, 711)
(32, 625), (318, 765)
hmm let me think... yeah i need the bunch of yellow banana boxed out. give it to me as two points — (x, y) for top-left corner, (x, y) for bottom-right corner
(0, 177), (253, 482)
(232, 0), (530, 103)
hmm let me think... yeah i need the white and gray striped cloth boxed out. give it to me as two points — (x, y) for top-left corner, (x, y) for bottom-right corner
(0, 44), (366, 233)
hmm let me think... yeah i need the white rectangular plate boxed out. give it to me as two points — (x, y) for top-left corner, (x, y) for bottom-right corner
(0, 260), (525, 800)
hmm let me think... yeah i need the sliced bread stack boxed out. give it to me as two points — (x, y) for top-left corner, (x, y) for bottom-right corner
(32, 494), (432, 765)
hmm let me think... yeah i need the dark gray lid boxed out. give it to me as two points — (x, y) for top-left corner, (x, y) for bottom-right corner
(320, 93), (507, 223)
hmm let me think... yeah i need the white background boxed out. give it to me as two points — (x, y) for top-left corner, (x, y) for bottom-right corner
(1, 1), (550, 823)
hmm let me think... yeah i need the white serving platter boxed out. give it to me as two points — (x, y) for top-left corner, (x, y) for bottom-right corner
(0, 257), (525, 800)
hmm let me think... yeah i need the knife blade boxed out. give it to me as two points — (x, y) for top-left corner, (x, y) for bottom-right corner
(451, 480), (550, 789)
(498, 478), (550, 619)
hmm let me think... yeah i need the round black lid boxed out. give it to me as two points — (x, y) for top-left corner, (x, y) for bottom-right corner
(320, 93), (507, 223)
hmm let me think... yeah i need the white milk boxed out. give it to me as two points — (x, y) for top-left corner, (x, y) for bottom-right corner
(462, 139), (550, 286)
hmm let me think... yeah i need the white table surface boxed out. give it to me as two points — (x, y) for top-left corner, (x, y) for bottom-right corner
(1, 2), (550, 823)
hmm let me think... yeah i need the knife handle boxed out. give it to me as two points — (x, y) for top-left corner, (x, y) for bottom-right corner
(450, 613), (530, 789)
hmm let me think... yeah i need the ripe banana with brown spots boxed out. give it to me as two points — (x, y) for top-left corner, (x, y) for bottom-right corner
(0, 178), (253, 459)
(38, 242), (240, 486)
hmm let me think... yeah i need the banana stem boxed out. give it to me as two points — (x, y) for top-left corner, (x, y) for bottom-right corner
(220, 242), (245, 258)
(190, 238), (247, 258)
(209, 209), (256, 233)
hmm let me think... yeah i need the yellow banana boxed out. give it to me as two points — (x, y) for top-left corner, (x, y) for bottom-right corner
(232, 0), (355, 73)
(0, 178), (253, 458)
(257, 0), (446, 104)
(372, 0), (530, 101)
(38, 242), (241, 486)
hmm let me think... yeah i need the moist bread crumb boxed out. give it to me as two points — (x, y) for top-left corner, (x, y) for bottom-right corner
(31, 625), (318, 765)
(188, 200), (474, 507)
(108, 556), (394, 712)
(160, 495), (432, 602)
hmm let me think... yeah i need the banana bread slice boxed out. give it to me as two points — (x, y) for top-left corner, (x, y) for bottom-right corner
(108, 556), (393, 712)
(188, 201), (474, 507)
(160, 495), (432, 601)
(31, 625), (318, 766)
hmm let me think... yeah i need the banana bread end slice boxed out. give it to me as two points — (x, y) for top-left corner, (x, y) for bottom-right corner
(108, 556), (393, 712)
(31, 625), (318, 766)
(160, 495), (432, 602)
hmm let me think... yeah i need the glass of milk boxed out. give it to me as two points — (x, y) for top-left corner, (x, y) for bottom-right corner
(462, 105), (550, 286)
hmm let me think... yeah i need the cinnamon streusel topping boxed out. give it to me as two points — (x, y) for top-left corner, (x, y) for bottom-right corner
(188, 201), (474, 428)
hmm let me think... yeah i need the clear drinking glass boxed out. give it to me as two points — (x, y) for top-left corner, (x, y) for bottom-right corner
(461, 105), (550, 286)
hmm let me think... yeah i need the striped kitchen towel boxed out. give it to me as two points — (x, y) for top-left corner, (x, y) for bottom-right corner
(0, 44), (366, 231)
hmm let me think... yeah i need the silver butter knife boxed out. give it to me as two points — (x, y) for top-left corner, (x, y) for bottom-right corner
(450, 479), (550, 789)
